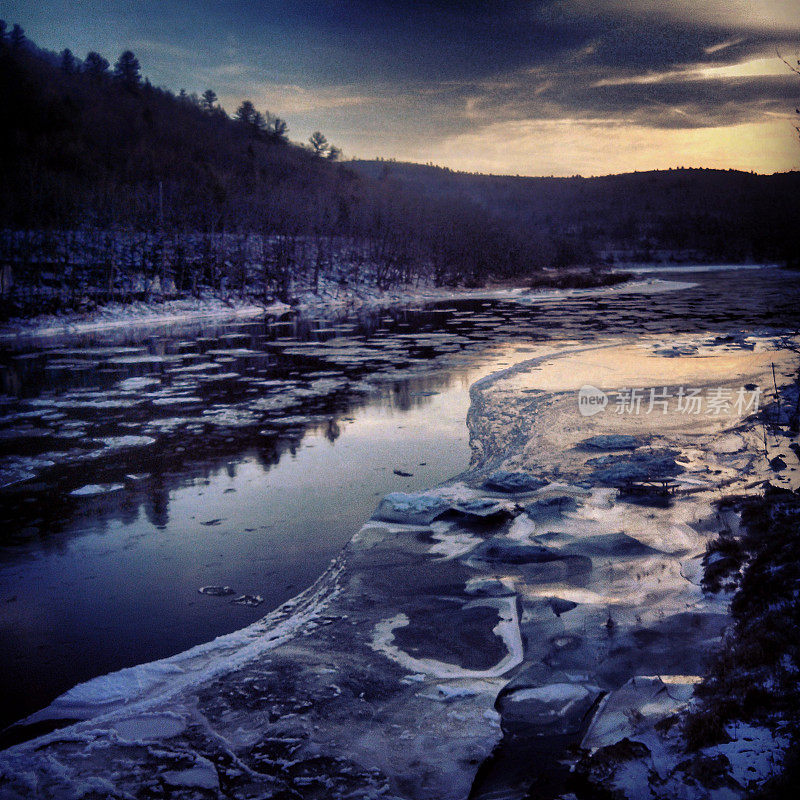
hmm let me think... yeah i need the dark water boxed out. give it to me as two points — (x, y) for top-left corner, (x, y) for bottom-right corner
(0, 304), (521, 727)
(0, 268), (798, 729)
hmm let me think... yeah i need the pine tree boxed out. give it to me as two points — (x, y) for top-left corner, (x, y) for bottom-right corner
(113, 50), (141, 87)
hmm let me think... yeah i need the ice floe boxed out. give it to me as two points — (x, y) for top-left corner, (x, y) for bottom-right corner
(484, 470), (549, 493)
(371, 596), (523, 679)
(69, 483), (125, 497)
(98, 435), (156, 449)
(116, 376), (162, 391)
(198, 586), (235, 597)
(372, 492), (451, 525)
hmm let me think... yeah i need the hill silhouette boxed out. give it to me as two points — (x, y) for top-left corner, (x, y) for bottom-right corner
(352, 161), (800, 265)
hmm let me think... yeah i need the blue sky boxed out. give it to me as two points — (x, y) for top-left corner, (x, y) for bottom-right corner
(5, 0), (800, 174)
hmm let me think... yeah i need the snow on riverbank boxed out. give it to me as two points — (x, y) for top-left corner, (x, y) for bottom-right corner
(0, 275), (693, 341)
(0, 297), (279, 341)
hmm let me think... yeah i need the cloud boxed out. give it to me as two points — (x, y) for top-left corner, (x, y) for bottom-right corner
(8, 0), (800, 173)
(704, 37), (746, 55)
(570, 0), (800, 32)
(130, 39), (195, 61)
(217, 82), (379, 117)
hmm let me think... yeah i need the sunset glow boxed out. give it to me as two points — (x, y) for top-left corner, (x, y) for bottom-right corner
(5, 0), (800, 174)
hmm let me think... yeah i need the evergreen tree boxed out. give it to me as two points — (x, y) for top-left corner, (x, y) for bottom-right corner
(308, 131), (330, 157)
(10, 23), (25, 50)
(201, 89), (217, 112)
(60, 48), (76, 74)
(235, 100), (257, 126)
(113, 50), (141, 87)
(84, 51), (109, 77)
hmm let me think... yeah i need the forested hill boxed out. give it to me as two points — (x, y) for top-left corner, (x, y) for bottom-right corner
(0, 20), (798, 317)
(0, 22), (553, 295)
(351, 161), (800, 265)
(0, 26), (357, 232)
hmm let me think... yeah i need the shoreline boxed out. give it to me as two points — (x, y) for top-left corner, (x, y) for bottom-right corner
(0, 275), (694, 343)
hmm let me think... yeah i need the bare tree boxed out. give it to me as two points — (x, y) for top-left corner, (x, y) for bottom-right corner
(779, 51), (800, 140)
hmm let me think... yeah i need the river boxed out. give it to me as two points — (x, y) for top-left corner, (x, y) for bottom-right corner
(0, 266), (797, 736)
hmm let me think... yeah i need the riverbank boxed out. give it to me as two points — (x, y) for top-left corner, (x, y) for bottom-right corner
(1, 327), (797, 798)
(0, 274), (690, 343)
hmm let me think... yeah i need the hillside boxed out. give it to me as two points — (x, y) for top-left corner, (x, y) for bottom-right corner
(0, 32), (377, 234)
(0, 23), (552, 316)
(352, 161), (800, 265)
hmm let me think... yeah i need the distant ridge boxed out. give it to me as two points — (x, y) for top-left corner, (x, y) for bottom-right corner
(350, 160), (800, 265)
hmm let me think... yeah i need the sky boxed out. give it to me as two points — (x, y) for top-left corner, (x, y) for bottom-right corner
(5, 0), (800, 175)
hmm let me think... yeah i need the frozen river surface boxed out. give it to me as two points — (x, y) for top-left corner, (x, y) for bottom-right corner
(0, 266), (797, 737)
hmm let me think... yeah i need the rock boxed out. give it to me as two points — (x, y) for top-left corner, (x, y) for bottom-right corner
(372, 492), (451, 525)
(484, 471), (549, 493)
(580, 435), (644, 451)
(393, 469), (414, 477)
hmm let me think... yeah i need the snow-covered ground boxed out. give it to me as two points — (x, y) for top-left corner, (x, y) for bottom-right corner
(616, 262), (780, 275)
(0, 297), (277, 341)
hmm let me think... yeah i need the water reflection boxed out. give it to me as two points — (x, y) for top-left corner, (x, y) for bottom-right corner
(0, 307), (494, 726)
